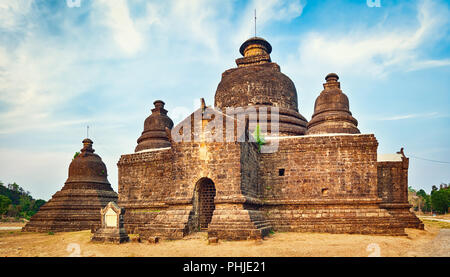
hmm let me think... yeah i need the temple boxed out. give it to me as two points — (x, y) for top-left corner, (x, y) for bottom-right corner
(117, 37), (423, 240)
(25, 36), (423, 239)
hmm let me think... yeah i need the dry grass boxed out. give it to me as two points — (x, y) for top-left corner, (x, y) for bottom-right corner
(421, 219), (450, 229)
(416, 213), (450, 220)
(0, 222), (445, 257)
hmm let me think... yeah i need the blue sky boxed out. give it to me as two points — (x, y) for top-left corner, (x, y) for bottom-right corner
(0, 0), (449, 200)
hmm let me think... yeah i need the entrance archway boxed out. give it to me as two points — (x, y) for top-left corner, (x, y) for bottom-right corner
(193, 178), (216, 231)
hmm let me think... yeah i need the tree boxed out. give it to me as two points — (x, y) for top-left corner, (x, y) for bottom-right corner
(0, 195), (11, 215)
(431, 188), (450, 214)
(424, 194), (432, 212)
(6, 204), (20, 218)
(8, 182), (19, 192)
(19, 195), (32, 212)
(0, 181), (47, 219)
(33, 199), (46, 211)
(416, 189), (427, 198)
(431, 185), (438, 194)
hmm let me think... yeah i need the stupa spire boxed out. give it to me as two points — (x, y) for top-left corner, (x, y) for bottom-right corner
(135, 100), (174, 152)
(306, 73), (360, 135)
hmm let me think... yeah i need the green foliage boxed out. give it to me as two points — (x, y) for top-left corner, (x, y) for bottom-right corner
(0, 180), (46, 219)
(431, 188), (450, 214)
(73, 152), (80, 160)
(413, 185), (449, 214)
(0, 195), (11, 215)
(416, 189), (427, 198)
(34, 199), (46, 210)
(252, 124), (266, 152)
(415, 189), (432, 212)
(431, 185), (438, 194)
(48, 231), (54, 235)
(423, 194), (432, 212)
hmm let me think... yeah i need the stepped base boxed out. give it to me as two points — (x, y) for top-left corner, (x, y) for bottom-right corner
(207, 204), (272, 240)
(91, 227), (129, 244)
(262, 203), (406, 236)
(23, 188), (117, 233)
(130, 204), (272, 241)
(380, 203), (424, 230)
(135, 207), (192, 240)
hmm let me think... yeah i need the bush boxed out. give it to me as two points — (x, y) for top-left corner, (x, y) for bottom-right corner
(431, 188), (450, 214)
(0, 181), (46, 219)
(0, 195), (11, 215)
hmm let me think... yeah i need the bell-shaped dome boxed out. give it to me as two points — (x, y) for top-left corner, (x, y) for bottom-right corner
(306, 73), (360, 135)
(66, 138), (110, 184)
(214, 37), (307, 135)
(23, 138), (118, 233)
(135, 100), (174, 152)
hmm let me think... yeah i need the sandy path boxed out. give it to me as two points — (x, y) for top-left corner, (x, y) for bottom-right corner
(0, 227), (22, 230)
(0, 224), (445, 257)
(428, 229), (450, 257)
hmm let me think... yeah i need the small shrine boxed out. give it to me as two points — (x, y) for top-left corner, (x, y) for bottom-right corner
(91, 202), (129, 244)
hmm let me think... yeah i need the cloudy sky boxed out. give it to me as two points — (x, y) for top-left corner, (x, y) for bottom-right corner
(0, 0), (449, 200)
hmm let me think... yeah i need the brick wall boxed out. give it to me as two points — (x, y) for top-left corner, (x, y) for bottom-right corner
(260, 134), (380, 202)
(117, 133), (415, 238)
(377, 156), (424, 229)
(377, 160), (408, 203)
(259, 134), (405, 235)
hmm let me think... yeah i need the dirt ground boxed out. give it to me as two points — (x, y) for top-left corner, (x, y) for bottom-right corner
(0, 221), (448, 257)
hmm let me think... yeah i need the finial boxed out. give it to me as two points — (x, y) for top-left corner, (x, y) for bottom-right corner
(254, 9), (257, 38)
(239, 37), (272, 56)
(151, 100), (168, 115)
(81, 138), (94, 153)
(323, 73), (341, 89)
(153, 100), (165, 109)
(86, 125), (89, 138)
(325, 73), (339, 82)
(200, 98), (206, 112)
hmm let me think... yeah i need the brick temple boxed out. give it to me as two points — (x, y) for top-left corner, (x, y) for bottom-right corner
(117, 37), (423, 240)
(24, 36), (423, 239)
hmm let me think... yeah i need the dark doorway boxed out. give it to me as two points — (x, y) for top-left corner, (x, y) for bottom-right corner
(194, 178), (216, 231)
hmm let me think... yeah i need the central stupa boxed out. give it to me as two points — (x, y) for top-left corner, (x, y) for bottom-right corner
(214, 37), (308, 135)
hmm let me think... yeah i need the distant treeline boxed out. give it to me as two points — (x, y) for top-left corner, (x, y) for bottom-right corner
(0, 181), (46, 220)
(409, 183), (450, 214)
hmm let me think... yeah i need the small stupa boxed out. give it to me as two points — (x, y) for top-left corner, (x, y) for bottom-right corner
(307, 73), (360, 135)
(135, 100), (174, 152)
(23, 138), (118, 232)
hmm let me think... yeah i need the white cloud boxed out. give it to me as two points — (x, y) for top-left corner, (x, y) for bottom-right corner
(0, 39), (98, 135)
(290, 0), (450, 79)
(407, 58), (450, 71)
(377, 112), (439, 121)
(375, 112), (450, 121)
(0, 0), (33, 31)
(233, 0), (306, 44)
(94, 0), (143, 55)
